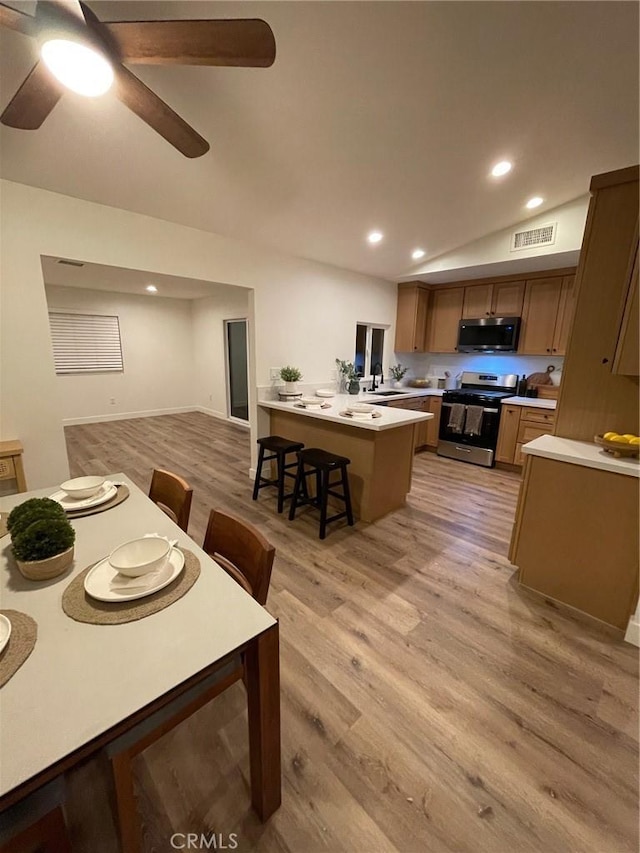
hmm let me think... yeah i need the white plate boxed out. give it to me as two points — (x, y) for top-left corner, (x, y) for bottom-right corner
(50, 483), (117, 511)
(0, 614), (11, 655)
(315, 389), (335, 398)
(84, 547), (185, 602)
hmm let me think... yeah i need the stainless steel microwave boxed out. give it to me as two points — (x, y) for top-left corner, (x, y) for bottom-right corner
(456, 317), (521, 352)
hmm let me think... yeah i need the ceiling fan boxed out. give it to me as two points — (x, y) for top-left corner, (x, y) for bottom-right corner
(0, 0), (276, 157)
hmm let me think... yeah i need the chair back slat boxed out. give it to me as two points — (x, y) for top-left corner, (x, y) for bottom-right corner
(149, 469), (193, 533)
(203, 510), (275, 605)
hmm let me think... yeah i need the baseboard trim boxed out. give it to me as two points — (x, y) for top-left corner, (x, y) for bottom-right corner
(624, 617), (640, 647)
(62, 407), (197, 426)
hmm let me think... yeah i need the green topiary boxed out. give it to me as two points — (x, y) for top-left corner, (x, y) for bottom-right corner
(12, 517), (75, 563)
(280, 365), (302, 382)
(7, 498), (66, 538)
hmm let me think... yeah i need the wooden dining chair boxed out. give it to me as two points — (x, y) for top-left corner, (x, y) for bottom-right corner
(202, 509), (276, 605)
(0, 777), (71, 853)
(148, 468), (193, 532)
(106, 510), (276, 853)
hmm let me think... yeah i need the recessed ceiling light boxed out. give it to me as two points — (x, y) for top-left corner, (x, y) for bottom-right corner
(411, 249), (426, 260)
(491, 160), (512, 178)
(41, 39), (114, 97)
(367, 231), (383, 244)
(146, 285), (158, 293)
(526, 196), (544, 209)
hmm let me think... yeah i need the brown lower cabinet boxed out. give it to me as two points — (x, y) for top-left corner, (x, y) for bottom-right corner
(495, 405), (556, 465)
(386, 395), (442, 451)
(510, 455), (639, 630)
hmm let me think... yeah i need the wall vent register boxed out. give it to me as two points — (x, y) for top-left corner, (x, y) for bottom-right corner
(510, 222), (557, 251)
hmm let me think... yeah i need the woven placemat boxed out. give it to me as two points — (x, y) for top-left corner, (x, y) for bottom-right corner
(61, 548), (200, 625)
(0, 610), (37, 688)
(64, 484), (130, 519)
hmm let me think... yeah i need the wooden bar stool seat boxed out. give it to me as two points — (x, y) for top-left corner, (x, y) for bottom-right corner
(288, 448), (354, 539)
(252, 436), (304, 513)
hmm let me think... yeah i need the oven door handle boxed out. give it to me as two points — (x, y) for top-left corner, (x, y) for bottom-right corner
(441, 403), (499, 414)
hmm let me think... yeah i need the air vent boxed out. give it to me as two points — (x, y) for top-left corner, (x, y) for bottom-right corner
(57, 259), (85, 267)
(510, 222), (557, 252)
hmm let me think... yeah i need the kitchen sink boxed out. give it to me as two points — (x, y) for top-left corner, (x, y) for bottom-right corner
(369, 390), (412, 396)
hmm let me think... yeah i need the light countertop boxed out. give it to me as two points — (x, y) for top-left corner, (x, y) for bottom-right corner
(522, 434), (639, 477)
(258, 393), (433, 431)
(501, 396), (557, 409)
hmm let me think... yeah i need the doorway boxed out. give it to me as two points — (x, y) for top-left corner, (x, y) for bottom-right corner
(225, 319), (249, 422)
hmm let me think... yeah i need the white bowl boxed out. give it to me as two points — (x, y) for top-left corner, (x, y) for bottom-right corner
(60, 476), (106, 500)
(300, 396), (323, 407)
(347, 403), (374, 414)
(315, 389), (335, 398)
(108, 536), (172, 578)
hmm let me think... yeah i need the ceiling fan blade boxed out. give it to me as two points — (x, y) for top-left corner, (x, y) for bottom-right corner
(114, 65), (209, 158)
(37, 0), (85, 25)
(104, 19), (276, 67)
(1, 61), (63, 129)
(0, 2), (37, 37)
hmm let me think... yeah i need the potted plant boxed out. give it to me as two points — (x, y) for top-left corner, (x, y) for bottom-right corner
(389, 364), (408, 388)
(7, 497), (75, 580)
(279, 365), (303, 394)
(335, 359), (360, 394)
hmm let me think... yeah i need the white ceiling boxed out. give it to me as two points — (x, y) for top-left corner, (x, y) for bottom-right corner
(1, 1), (638, 282)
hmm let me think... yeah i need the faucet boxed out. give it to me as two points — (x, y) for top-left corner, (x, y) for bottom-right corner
(370, 362), (384, 391)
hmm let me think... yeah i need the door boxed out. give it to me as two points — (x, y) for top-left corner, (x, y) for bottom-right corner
(426, 287), (464, 352)
(492, 281), (525, 317)
(519, 277), (563, 354)
(225, 319), (249, 422)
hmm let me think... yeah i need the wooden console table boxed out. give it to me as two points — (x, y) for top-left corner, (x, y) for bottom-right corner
(0, 440), (27, 493)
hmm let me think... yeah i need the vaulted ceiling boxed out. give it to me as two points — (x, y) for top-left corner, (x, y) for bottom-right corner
(1, 1), (638, 281)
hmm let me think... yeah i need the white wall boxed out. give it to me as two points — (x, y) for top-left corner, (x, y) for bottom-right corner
(0, 180), (395, 488)
(413, 196), (589, 278)
(192, 289), (250, 418)
(45, 285), (195, 424)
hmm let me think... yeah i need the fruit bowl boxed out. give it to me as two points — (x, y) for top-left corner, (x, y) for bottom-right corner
(594, 435), (640, 458)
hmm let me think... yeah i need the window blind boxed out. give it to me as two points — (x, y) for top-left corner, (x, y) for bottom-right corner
(49, 312), (124, 374)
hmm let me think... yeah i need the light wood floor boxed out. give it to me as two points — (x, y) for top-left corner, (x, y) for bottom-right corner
(63, 412), (639, 853)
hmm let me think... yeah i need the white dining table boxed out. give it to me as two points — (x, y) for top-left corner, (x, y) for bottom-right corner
(0, 474), (280, 829)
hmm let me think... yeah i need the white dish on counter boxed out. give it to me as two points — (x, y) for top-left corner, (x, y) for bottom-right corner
(84, 547), (185, 602)
(299, 396), (324, 407)
(0, 614), (11, 655)
(347, 403), (374, 414)
(50, 482), (117, 511)
(315, 389), (335, 398)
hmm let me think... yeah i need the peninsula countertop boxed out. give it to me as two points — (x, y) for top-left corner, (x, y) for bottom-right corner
(258, 393), (433, 431)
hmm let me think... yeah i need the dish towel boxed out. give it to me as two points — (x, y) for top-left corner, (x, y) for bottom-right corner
(464, 406), (484, 436)
(447, 403), (466, 434)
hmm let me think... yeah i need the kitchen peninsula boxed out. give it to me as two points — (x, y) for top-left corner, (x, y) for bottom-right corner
(258, 394), (432, 522)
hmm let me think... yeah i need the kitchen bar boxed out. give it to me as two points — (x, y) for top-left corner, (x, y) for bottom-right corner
(258, 394), (432, 522)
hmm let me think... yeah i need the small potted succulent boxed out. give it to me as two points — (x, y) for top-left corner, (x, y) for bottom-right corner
(389, 364), (408, 388)
(7, 497), (75, 581)
(335, 359), (360, 394)
(279, 365), (303, 394)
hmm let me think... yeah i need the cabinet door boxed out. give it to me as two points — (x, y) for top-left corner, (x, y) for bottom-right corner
(425, 397), (442, 447)
(395, 284), (429, 352)
(495, 405), (521, 463)
(462, 284), (492, 318)
(426, 288), (464, 352)
(552, 276), (576, 355)
(492, 280), (525, 317)
(613, 244), (639, 376)
(518, 277), (563, 354)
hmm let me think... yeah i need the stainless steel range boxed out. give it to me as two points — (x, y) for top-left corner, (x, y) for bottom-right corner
(437, 371), (518, 467)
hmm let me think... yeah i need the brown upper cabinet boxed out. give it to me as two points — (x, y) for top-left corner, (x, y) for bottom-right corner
(425, 287), (464, 353)
(395, 283), (430, 352)
(612, 239), (639, 376)
(461, 280), (525, 319)
(518, 275), (575, 356)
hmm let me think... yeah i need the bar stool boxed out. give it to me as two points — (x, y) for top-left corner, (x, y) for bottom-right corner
(252, 436), (305, 513)
(288, 448), (354, 539)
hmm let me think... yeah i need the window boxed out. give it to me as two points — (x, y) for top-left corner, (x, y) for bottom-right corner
(355, 323), (386, 377)
(49, 312), (124, 374)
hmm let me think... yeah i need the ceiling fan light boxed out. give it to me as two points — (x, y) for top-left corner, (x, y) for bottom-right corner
(41, 39), (114, 97)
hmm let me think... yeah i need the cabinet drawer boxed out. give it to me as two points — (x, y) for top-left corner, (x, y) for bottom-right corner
(517, 424), (553, 445)
(521, 407), (556, 425)
(387, 397), (425, 410)
(0, 457), (16, 480)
